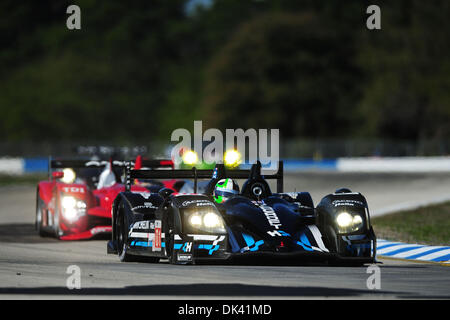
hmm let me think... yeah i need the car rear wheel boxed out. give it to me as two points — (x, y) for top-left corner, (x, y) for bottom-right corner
(36, 190), (48, 237)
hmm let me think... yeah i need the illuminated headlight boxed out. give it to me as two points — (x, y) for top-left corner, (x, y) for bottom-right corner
(203, 212), (222, 228)
(336, 211), (364, 234)
(182, 150), (199, 165)
(61, 196), (86, 221)
(189, 214), (202, 226)
(186, 211), (226, 233)
(224, 149), (241, 168)
(61, 168), (76, 184)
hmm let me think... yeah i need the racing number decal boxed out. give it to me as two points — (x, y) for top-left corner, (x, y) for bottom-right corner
(153, 220), (162, 252)
(62, 187), (85, 194)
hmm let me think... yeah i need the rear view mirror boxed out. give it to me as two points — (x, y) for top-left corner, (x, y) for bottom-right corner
(158, 188), (174, 199)
(52, 171), (64, 179)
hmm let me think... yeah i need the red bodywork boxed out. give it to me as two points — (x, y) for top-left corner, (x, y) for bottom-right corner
(36, 159), (175, 240)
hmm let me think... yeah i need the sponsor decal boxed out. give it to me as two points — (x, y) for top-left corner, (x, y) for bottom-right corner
(132, 202), (157, 211)
(253, 201), (282, 235)
(182, 242), (193, 253)
(332, 199), (364, 207)
(131, 221), (150, 230)
(177, 254), (193, 262)
(90, 226), (112, 235)
(266, 230), (290, 237)
(181, 199), (213, 207)
(212, 167), (218, 179)
(153, 220), (162, 251)
(62, 187), (85, 194)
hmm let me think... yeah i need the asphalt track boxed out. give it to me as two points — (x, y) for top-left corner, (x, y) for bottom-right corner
(0, 173), (449, 299)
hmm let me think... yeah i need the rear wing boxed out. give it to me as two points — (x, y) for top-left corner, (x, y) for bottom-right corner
(125, 161), (284, 193)
(49, 158), (174, 180)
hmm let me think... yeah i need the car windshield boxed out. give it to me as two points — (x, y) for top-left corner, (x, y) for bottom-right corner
(178, 180), (210, 194)
(62, 167), (122, 189)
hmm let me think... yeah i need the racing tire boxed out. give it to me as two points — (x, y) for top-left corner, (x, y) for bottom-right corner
(117, 202), (134, 262)
(116, 202), (160, 263)
(164, 215), (178, 265)
(167, 234), (177, 265)
(36, 190), (49, 237)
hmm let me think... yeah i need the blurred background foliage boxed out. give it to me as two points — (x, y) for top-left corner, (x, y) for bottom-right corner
(0, 0), (448, 146)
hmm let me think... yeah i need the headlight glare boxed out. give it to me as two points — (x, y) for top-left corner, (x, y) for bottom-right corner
(185, 210), (225, 234)
(336, 212), (353, 228)
(61, 196), (86, 221)
(203, 212), (221, 228)
(352, 215), (363, 228)
(224, 149), (241, 168)
(189, 214), (202, 226)
(336, 211), (364, 234)
(182, 150), (199, 165)
(61, 168), (76, 184)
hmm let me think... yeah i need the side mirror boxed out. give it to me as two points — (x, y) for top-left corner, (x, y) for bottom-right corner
(158, 187), (174, 200)
(52, 171), (64, 179)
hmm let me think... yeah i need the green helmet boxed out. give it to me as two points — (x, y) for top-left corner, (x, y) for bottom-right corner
(213, 178), (240, 204)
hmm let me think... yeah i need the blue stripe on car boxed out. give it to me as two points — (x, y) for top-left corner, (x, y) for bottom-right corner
(297, 233), (313, 251)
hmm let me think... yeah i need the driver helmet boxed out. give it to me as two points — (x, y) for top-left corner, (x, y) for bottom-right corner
(213, 178), (240, 204)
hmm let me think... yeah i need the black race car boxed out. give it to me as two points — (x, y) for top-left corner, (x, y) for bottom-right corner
(107, 161), (377, 265)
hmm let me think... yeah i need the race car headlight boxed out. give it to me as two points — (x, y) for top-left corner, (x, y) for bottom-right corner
(224, 149), (241, 168)
(185, 210), (226, 234)
(336, 211), (364, 234)
(189, 214), (202, 226)
(203, 212), (222, 228)
(61, 196), (86, 221)
(182, 150), (199, 165)
(61, 168), (76, 184)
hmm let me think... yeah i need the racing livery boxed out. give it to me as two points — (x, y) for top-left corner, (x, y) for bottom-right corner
(35, 157), (174, 240)
(107, 161), (377, 265)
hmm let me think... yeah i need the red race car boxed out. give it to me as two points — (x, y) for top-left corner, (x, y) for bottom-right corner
(35, 156), (176, 240)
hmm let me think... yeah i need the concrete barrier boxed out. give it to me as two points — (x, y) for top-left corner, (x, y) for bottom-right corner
(337, 156), (450, 173)
(0, 158), (24, 175)
(1, 156), (450, 174)
(0, 157), (48, 175)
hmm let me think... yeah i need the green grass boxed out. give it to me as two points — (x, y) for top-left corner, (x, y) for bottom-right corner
(0, 174), (47, 186)
(372, 202), (450, 246)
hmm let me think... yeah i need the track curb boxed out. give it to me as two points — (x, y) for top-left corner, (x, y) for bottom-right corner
(377, 239), (450, 265)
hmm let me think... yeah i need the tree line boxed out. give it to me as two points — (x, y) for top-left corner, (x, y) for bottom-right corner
(0, 0), (448, 144)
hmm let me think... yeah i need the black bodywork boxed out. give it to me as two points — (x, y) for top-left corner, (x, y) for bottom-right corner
(107, 161), (377, 265)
